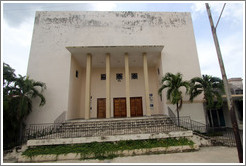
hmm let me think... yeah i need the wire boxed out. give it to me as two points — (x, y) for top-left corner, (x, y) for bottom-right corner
(215, 3), (226, 29)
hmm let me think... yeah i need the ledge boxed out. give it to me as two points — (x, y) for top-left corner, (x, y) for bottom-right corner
(27, 130), (193, 147)
(18, 144), (199, 162)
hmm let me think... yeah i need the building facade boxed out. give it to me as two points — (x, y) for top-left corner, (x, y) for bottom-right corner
(26, 11), (205, 125)
(207, 78), (243, 130)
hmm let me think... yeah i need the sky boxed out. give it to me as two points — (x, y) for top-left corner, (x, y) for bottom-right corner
(1, 1), (245, 79)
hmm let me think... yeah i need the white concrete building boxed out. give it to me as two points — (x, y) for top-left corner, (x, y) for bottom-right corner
(26, 11), (205, 125)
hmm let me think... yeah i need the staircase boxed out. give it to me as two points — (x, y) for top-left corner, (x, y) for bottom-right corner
(26, 116), (188, 141)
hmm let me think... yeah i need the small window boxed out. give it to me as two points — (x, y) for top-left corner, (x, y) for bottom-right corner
(76, 70), (78, 78)
(116, 73), (123, 82)
(131, 73), (138, 79)
(101, 74), (106, 80)
(157, 68), (160, 75)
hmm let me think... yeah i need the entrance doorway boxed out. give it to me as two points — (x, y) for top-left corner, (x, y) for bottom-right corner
(114, 98), (126, 118)
(130, 97), (143, 117)
(97, 98), (106, 118)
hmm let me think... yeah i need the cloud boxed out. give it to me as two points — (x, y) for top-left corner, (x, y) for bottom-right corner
(196, 31), (244, 79)
(196, 39), (221, 77)
(3, 3), (40, 27)
(2, 3), (99, 27)
(191, 2), (244, 79)
(191, 2), (206, 13)
(191, 2), (244, 24)
(2, 18), (34, 76)
(219, 33), (244, 78)
(90, 2), (117, 11)
(190, 2), (207, 21)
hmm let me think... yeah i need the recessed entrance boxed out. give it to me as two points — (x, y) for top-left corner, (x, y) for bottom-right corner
(114, 98), (127, 118)
(130, 97), (143, 117)
(97, 98), (106, 118)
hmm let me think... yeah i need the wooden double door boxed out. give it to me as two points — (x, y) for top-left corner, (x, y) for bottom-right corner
(97, 97), (143, 118)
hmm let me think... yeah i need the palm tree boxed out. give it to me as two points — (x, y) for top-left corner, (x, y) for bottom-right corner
(3, 63), (46, 147)
(3, 63), (16, 83)
(3, 63), (19, 148)
(158, 72), (190, 126)
(11, 75), (46, 141)
(189, 75), (224, 126)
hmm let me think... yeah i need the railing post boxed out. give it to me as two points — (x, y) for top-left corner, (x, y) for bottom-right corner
(190, 117), (193, 130)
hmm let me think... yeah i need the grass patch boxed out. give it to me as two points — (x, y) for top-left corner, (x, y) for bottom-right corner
(22, 137), (194, 160)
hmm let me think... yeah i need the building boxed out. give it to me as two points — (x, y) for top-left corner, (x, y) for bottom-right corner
(207, 78), (243, 130)
(26, 11), (205, 125)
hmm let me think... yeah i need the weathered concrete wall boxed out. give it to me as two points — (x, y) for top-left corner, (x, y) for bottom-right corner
(168, 103), (206, 124)
(67, 56), (85, 120)
(27, 11), (203, 124)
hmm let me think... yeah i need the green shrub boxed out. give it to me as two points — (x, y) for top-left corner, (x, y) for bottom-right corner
(23, 137), (194, 160)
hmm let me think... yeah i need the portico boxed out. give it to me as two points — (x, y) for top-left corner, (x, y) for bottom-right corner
(66, 45), (164, 120)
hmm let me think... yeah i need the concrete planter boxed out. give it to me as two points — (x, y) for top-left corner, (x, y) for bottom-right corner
(17, 144), (199, 163)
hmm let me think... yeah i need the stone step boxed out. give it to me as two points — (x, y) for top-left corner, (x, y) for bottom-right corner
(26, 116), (184, 140)
(60, 120), (173, 131)
(64, 116), (172, 125)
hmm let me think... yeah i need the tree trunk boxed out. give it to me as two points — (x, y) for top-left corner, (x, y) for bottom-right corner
(203, 104), (209, 132)
(19, 121), (23, 145)
(177, 103), (180, 126)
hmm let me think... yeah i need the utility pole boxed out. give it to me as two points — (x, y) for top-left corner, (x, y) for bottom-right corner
(205, 3), (243, 163)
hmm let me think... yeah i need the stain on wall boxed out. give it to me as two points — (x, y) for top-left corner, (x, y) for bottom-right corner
(37, 11), (188, 35)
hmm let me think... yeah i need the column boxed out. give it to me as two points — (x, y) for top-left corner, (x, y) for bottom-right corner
(125, 53), (131, 117)
(85, 53), (92, 120)
(143, 52), (151, 116)
(106, 53), (111, 118)
(216, 109), (221, 126)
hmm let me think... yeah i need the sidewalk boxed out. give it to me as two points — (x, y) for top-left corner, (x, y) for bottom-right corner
(47, 146), (239, 163)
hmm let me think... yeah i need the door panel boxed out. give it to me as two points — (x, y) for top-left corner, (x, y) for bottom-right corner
(97, 98), (106, 118)
(130, 97), (143, 117)
(114, 98), (126, 118)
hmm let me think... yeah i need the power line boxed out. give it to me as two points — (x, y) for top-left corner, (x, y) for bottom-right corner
(215, 3), (226, 29)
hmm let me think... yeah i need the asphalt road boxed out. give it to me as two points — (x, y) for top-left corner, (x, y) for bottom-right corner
(49, 146), (239, 163)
